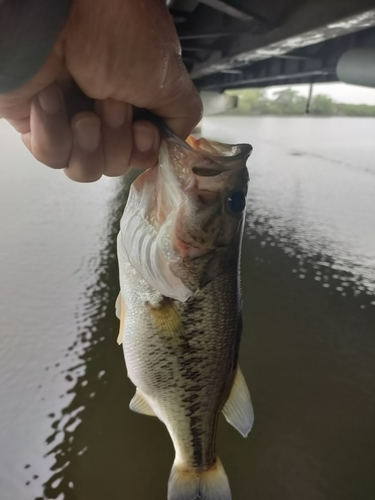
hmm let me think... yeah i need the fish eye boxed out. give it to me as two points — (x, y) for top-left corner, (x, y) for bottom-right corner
(227, 191), (246, 213)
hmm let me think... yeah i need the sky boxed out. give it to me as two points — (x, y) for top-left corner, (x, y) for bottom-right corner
(267, 82), (375, 105)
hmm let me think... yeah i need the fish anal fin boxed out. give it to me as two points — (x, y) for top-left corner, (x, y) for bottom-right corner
(147, 298), (184, 343)
(222, 366), (254, 438)
(129, 389), (156, 417)
(116, 293), (126, 345)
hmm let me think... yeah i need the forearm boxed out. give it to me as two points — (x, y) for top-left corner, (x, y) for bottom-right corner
(0, 0), (71, 94)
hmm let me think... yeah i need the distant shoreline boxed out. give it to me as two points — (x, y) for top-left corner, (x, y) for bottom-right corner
(225, 88), (375, 118)
(221, 112), (375, 118)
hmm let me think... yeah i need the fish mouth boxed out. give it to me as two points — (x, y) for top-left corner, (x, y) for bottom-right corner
(168, 134), (253, 175)
(192, 165), (225, 176)
(159, 128), (252, 200)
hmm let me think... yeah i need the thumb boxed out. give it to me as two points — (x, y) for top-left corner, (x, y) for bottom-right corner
(148, 62), (203, 140)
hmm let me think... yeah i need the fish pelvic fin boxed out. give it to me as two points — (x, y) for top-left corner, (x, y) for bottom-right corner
(222, 366), (254, 438)
(115, 293), (126, 345)
(168, 458), (231, 500)
(115, 292), (122, 320)
(129, 389), (156, 417)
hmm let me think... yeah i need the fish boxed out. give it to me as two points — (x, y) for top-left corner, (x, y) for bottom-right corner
(116, 126), (253, 500)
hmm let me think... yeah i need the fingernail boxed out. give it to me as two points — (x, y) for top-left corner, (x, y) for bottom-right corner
(38, 86), (61, 115)
(74, 117), (101, 152)
(102, 100), (129, 128)
(134, 125), (155, 153)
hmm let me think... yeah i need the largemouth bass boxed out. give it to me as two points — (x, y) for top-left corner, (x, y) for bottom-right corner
(116, 128), (253, 500)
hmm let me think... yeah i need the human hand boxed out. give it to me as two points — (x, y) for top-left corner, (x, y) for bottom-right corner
(0, 0), (202, 182)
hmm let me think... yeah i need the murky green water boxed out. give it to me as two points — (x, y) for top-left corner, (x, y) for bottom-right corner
(1, 117), (374, 500)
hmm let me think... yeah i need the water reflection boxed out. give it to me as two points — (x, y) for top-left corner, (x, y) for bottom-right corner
(20, 117), (375, 500)
(238, 207), (375, 500)
(28, 182), (131, 499)
(203, 116), (375, 296)
(246, 208), (375, 303)
(29, 174), (172, 500)
(33, 190), (375, 500)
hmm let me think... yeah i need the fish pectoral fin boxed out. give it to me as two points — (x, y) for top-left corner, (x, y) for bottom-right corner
(115, 293), (126, 345)
(222, 366), (254, 438)
(147, 298), (184, 342)
(129, 389), (156, 417)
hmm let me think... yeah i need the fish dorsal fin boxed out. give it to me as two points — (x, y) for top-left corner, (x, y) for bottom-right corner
(115, 293), (126, 345)
(129, 389), (156, 417)
(222, 366), (254, 438)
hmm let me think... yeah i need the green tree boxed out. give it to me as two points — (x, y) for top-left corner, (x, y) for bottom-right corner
(269, 88), (306, 115)
(337, 103), (375, 117)
(224, 86), (375, 117)
(311, 94), (335, 115)
(226, 88), (269, 114)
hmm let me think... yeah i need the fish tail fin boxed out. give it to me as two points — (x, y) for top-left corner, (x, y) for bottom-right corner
(168, 458), (231, 500)
(168, 462), (199, 500)
(198, 458), (231, 500)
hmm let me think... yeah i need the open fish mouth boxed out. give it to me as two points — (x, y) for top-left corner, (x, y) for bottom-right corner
(165, 129), (253, 176)
(163, 125), (252, 161)
(159, 128), (252, 197)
